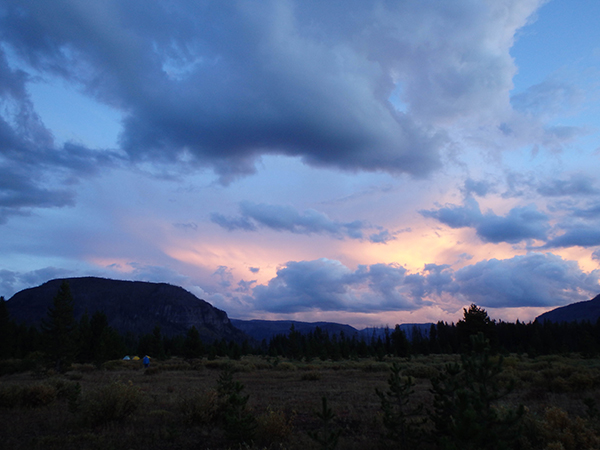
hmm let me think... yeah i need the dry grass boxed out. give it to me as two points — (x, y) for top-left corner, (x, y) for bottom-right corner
(1, 354), (599, 449)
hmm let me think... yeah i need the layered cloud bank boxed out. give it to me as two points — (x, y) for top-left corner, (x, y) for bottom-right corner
(251, 253), (599, 313)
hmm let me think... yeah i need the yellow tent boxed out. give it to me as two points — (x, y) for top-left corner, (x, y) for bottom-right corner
(132, 356), (140, 361)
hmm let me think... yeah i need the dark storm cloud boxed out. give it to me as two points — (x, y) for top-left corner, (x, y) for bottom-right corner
(0, 0), (541, 183)
(252, 259), (430, 313)
(251, 253), (598, 314)
(420, 198), (549, 244)
(211, 201), (394, 242)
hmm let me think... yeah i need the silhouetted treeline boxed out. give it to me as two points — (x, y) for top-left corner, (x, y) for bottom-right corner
(2, 287), (600, 371)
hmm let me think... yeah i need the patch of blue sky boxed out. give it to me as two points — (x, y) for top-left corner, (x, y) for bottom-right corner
(510, 0), (600, 95)
(388, 83), (409, 114)
(27, 78), (123, 150)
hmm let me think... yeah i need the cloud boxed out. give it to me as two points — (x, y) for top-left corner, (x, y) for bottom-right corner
(0, 0), (545, 184)
(542, 228), (600, 249)
(420, 198), (549, 244)
(453, 253), (599, 308)
(537, 174), (598, 197)
(0, 267), (74, 298)
(212, 201), (394, 242)
(369, 230), (396, 244)
(252, 258), (429, 313)
(250, 252), (599, 314)
(173, 222), (198, 231)
(0, 45), (121, 223)
(573, 202), (600, 219)
(235, 279), (256, 294)
(511, 80), (584, 118)
(210, 213), (257, 232)
(461, 178), (496, 197)
(213, 266), (234, 289)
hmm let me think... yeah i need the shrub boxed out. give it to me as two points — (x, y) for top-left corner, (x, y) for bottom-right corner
(144, 366), (161, 375)
(362, 362), (389, 373)
(567, 370), (597, 391)
(79, 381), (141, 426)
(301, 371), (321, 381)
(48, 378), (81, 410)
(275, 362), (298, 371)
(161, 361), (191, 371)
(0, 385), (22, 408)
(101, 360), (132, 371)
(256, 407), (294, 445)
(71, 363), (96, 373)
(20, 384), (58, 407)
(180, 389), (219, 425)
(404, 363), (439, 379)
(520, 406), (600, 450)
(0, 359), (25, 375)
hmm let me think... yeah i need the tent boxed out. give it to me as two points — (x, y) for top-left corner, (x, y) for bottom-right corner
(122, 355), (131, 361)
(132, 356), (140, 360)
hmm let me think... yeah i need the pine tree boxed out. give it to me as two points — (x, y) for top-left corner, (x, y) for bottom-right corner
(457, 304), (496, 350)
(41, 281), (78, 372)
(183, 326), (204, 358)
(0, 296), (16, 358)
(429, 333), (523, 450)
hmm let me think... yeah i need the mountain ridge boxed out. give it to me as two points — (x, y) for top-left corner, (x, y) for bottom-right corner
(535, 294), (600, 323)
(6, 277), (246, 343)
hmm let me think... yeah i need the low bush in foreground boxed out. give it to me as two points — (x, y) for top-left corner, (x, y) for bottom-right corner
(78, 381), (141, 426)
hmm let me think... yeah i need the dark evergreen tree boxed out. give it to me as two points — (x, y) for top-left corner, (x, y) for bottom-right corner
(76, 311), (92, 362)
(377, 362), (423, 446)
(138, 325), (166, 359)
(183, 326), (204, 358)
(217, 365), (257, 444)
(41, 281), (78, 371)
(391, 325), (410, 357)
(429, 333), (523, 450)
(0, 296), (15, 358)
(457, 304), (496, 350)
(96, 327), (127, 361)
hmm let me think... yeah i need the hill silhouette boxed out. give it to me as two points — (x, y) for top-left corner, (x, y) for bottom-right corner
(536, 294), (600, 323)
(230, 319), (359, 342)
(6, 277), (247, 342)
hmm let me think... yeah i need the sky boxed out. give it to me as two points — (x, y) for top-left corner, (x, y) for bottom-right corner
(1, 0), (600, 329)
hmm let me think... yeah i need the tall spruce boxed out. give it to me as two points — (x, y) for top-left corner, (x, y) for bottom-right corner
(429, 333), (523, 450)
(0, 296), (15, 358)
(457, 304), (496, 350)
(41, 281), (78, 372)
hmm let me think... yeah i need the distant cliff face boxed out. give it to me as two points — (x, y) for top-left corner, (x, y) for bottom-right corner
(536, 294), (600, 323)
(6, 277), (247, 342)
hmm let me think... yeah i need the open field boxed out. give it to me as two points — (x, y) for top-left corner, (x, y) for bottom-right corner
(2, 353), (600, 449)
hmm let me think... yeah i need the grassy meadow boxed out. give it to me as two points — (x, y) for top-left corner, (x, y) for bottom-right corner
(2, 352), (600, 449)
